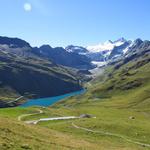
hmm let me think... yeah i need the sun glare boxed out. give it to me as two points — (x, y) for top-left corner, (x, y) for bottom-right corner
(24, 3), (32, 12)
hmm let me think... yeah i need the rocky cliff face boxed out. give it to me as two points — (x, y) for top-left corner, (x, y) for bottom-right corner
(32, 45), (94, 70)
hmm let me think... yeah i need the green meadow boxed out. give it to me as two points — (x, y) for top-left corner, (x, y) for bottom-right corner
(0, 49), (150, 150)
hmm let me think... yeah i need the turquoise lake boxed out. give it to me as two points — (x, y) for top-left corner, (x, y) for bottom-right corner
(20, 90), (85, 107)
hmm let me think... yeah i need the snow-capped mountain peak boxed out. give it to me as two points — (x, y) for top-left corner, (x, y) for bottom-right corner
(87, 41), (113, 53)
(64, 38), (134, 68)
(86, 38), (127, 53)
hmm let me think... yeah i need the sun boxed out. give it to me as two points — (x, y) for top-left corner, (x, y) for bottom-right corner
(24, 3), (32, 12)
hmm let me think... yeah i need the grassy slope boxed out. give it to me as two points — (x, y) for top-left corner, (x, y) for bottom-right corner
(0, 117), (101, 150)
(0, 50), (150, 149)
(0, 107), (100, 150)
(49, 52), (150, 149)
(0, 107), (148, 150)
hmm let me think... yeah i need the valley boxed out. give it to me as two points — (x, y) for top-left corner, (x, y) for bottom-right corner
(0, 36), (150, 150)
(1, 0), (150, 149)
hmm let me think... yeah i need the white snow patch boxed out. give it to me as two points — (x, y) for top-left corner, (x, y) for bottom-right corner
(87, 40), (124, 53)
(123, 42), (134, 54)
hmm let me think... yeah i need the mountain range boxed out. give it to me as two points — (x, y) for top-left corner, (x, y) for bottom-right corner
(66, 37), (133, 64)
(0, 36), (145, 70)
(0, 35), (149, 107)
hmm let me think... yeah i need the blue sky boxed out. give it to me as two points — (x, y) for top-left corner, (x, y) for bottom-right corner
(0, 0), (150, 47)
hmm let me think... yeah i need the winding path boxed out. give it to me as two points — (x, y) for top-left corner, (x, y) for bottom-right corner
(18, 109), (79, 124)
(72, 122), (150, 148)
(18, 109), (43, 122)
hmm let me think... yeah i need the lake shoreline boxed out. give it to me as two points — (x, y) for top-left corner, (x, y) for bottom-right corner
(20, 89), (86, 107)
